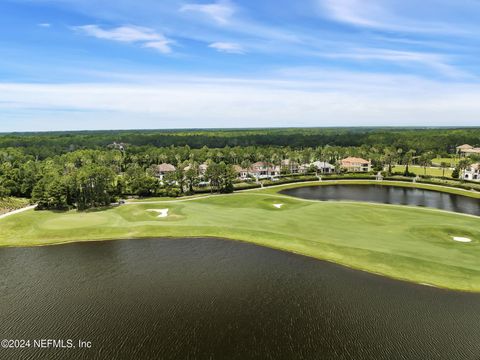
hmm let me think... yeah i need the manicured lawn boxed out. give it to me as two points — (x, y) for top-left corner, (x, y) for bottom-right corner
(432, 157), (460, 167)
(392, 165), (453, 177)
(1, 182), (480, 292)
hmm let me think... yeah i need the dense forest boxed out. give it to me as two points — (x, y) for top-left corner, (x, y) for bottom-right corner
(0, 127), (479, 211)
(1, 127), (480, 159)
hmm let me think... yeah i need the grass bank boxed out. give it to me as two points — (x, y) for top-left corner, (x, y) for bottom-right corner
(1, 182), (479, 292)
(392, 165), (453, 177)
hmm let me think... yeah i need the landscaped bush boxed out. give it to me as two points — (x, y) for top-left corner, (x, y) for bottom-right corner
(322, 174), (376, 180)
(233, 183), (262, 191)
(0, 197), (30, 215)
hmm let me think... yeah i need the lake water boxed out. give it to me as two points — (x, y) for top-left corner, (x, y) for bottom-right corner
(1, 238), (480, 359)
(280, 184), (480, 216)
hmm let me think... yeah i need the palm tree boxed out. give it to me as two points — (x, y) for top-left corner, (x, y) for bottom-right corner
(403, 149), (416, 175)
(382, 148), (397, 174)
(440, 162), (449, 177)
(419, 151), (434, 175)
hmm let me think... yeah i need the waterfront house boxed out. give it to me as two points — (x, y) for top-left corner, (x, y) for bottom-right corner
(310, 161), (335, 174)
(457, 144), (480, 156)
(249, 162), (280, 179)
(233, 165), (249, 180)
(281, 159), (301, 174)
(340, 157), (372, 172)
(461, 163), (480, 182)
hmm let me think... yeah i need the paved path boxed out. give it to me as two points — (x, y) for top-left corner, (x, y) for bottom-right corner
(0, 205), (37, 220)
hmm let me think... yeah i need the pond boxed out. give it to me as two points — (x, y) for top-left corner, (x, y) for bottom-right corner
(280, 184), (480, 216)
(1, 238), (480, 359)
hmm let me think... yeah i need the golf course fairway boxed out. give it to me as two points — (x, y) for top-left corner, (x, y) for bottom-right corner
(1, 181), (479, 292)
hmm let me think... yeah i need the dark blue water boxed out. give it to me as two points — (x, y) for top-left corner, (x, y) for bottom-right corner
(1, 238), (480, 359)
(281, 184), (480, 216)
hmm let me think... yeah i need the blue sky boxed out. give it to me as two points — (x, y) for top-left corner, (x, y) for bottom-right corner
(1, 0), (480, 131)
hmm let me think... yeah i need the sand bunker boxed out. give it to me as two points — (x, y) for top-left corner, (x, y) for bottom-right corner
(147, 209), (169, 218)
(452, 236), (472, 243)
(273, 204), (283, 209)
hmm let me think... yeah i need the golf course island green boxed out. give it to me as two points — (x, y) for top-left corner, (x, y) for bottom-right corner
(1, 181), (479, 292)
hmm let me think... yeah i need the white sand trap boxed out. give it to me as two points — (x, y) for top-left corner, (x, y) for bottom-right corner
(453, 236), (472, 243)
(147, 209), (169, 218)
(273, 204), (283, 209)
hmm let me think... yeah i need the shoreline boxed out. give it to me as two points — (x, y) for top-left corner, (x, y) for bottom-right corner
(1, 181), (479, 293)
(0, 235), (471, 294)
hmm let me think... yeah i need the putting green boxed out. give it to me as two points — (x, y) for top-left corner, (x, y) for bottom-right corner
(1, 181), (480, 292)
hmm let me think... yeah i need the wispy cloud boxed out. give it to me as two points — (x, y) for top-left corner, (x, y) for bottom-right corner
(74, 25), (173, 53)
(38, 23), (51, 28)
(142, 41), (173, 54)
(322, 49), (467, 78)
(180, 1), (235, 24)
(318, 0), (473, 34)
(209, 42), (244, 54)
(2, 71), (480, 131)
(321, 0), (383, 28)
(75, 25), (161, 42)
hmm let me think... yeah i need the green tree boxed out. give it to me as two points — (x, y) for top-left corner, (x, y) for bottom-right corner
(125, 165), (158, 196)
(71, 165), (117, 210)
(185, 164), (199, 194)
(451, 168), (460, 179)
(32, 176), (68, 210)
(402, 150), (416, 176)
(419, 151), (434, 175)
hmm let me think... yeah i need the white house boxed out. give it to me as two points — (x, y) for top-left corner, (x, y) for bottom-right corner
(233, 165), (249, 180)
(457, 144), (480, 157)
(281, 159), (301, 174)
(184, 163), (209, 178)
(249, 162), (280, 179)
(310, 161), (335, 174)
(340, 157), (372, 172)
(153, 163), (176, 181)
(462, 163), (480, 182)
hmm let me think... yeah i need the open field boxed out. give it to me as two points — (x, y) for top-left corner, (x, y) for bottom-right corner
(392, 165), (453, 177)
(432, 157), (460, 167)
(1, 181), (480, 292)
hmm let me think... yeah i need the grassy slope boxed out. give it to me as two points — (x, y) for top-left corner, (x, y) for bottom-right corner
(0, 197), (30, 215)
(1, 182), (480, 292)
(432, 157), (460, 166)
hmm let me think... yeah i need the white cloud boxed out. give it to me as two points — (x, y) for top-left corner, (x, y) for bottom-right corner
(75, 25), (161, 42)
(209, 42), (244, 54)
(1, 72), (480, 130)
(74, 25), (173, 54)
(180, 1), (235, 24)
(143, 41), (173, 54)
(321, 0), (383, 28)
(322, 49), (467, 78)
(38, 23), (51, 28)
(318, 0), (473, 34)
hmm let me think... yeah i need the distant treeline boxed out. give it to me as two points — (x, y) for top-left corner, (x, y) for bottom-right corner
(1, 127), (479, 159)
